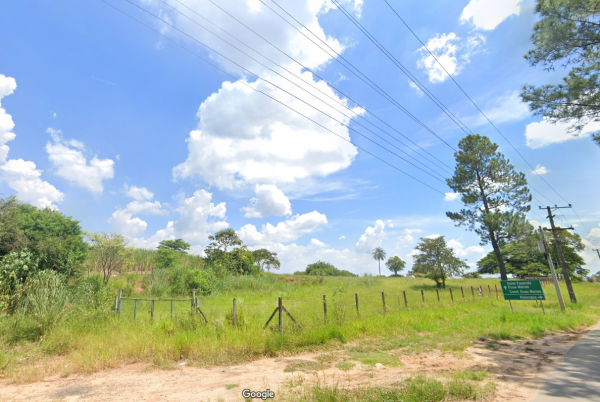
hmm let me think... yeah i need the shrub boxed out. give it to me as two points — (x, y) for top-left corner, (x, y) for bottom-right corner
(296, 261), (357, 277)
(0, 249), (38, 311)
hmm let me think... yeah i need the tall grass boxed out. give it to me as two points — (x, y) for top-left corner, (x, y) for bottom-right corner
(1, 274), (599, 381)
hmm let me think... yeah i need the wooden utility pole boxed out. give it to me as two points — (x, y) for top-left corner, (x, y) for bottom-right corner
(538, 226), (566, 311)
(540, 206), (577, 303)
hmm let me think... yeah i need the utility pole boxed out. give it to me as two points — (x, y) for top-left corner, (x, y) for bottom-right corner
(540, 205), (577, 303)
(538, 226), (565, 310)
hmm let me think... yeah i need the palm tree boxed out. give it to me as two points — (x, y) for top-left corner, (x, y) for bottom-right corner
(372, 247), (387, 276)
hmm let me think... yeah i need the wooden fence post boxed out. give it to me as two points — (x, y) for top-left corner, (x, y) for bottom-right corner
(233, 298), (237, 326)
(488, 285), (491, 296)
(461, 287), (465, 300)
(355, 293), (359, 315)
(192, 289), (197, 314)
(436, 288), (440, 302)
(118, 289), (123, 318)
(421, 289), (425, 302)
(449, 288), (454, 303)
(381, 292), (386, 314)
(471, 286), (475, 299)
(114, 295), (119, 311)
(323, 295), (327, 323)
(495, 285), (499, 300)
(151, 300), (155, 319)
(278, 297), (283, 333)
(171, 300), (174, 319)
(403, 291), (408, 307)
(134, 300), (138, 321)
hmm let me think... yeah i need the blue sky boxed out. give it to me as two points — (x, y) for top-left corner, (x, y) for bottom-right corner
(1, 0), (599, 275)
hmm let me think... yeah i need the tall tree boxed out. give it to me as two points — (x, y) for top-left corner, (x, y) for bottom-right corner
(412, 236), (467, 288)
(86, 232), (130, 284)
(521, 0), (600, 146)
(372, 247), (387, 276)
(386, 256), (406, 276)
(446, 134), (532, 280)
(158, 239), (190, 253)
(205, 228), (242, 257)
(252, 249), (280, 272)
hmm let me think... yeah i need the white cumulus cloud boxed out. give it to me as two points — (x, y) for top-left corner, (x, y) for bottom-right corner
(0, 74), (16, 164)
(417, 32), (485, 83)
(444, 192), (460, 201)
(355, 219), (386, 253)
(124, 184), (154, 201)
(0, 159), (64, 209)
(461, 0), (521, 30)
(242, 184), (292, 218)
(46, 128), (114, 194)
(524, 118), (600, 149)
(531, 165), (549, 175)
(239, 211), (328, 247)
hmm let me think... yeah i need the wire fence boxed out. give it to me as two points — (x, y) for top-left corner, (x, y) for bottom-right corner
(113, 282), (556, 332)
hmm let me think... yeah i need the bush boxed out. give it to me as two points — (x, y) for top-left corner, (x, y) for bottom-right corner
(0, 249), (38, 311)
(295, 261), (357, 277)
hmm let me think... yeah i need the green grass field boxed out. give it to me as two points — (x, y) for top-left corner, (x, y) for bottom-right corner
(1, 274), (599, 383)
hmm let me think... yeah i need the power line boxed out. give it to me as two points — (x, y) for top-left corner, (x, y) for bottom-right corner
(121, 0), (450, 184)
(196, 0), (454, 173)
(383, 0), (573, 207)
(98, 0), (459, 203)
(156, 0), (449, 180)
(260, 0), (458, 151)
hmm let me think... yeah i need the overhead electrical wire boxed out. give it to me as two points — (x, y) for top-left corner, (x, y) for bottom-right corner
(258, 0), (458, 152)
(156, 0), (448, 180)
(98, 0), (460, 202)
(185, 0), (454, 173)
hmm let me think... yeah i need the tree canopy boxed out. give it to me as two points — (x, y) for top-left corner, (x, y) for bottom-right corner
(205, 228), (242, 257)
(411, 236), (468, 288)
(386, 256), (406, 276)
(372, 247), (387, 276)
(521, 0), (600, 146)
(446, 134), (531, 280)
(295, 261), (357, 277)
(252, 249), (280, 272)
(158, 239), (190, 253)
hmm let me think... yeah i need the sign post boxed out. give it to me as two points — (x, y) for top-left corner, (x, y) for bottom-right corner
(500, 280), (546, 314)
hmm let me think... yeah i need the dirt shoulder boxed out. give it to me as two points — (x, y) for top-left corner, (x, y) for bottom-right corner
(0, 329), (587, 402)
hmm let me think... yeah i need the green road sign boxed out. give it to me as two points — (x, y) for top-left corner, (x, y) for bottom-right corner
(500, 280), (546, 301)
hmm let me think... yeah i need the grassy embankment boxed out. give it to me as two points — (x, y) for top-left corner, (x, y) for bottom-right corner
(1, 274), (599, 384)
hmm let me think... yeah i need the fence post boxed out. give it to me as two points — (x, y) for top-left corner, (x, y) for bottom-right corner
(114, 295), (119, 311)
(151, 300), (155, 319)
(421, 289), (425, 303)
(171, 300), (174, 319)
(488, 285), (491, 297)
(134, 300), (138, 321)
(192, 289), (197, 314)
(118, 289), (123, 318)
(471, 286), (475, 299)
(381, 292), (386, 314)
(278, 297), (283, 333)
(403, 290), (408, 307)
(323, 295), (327, 323)
(461, 287), (464, 300)
(450, 288), (454, 303)
(436, 288), (440, 302)
(495, 285), (499, 300)
(233, 298), (237, 326)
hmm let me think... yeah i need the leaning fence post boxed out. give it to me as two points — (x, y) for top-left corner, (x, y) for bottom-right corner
(471, 286), (475, 299)
(421, 289), (425, 303)
(403, 290), (408, 307)
(488, 285), (491, 297)
(355, 293), (359, 315)
(134, 300), (138, 321)
(495, 285), (499, 300)
(118, 289), (123, 318)
(461, 287), (465, 300)
(233, 298), (237, 326)
(381, 292), (386, 314)
(323, 295), (327, 323)
(449, 288), (454, 303)
(278, 297), (283, 333)
(436, 288), (440, 302)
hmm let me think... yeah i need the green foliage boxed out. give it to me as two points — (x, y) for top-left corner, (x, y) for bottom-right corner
(521, 0), (600, 146)
(85, 232), (130, 284)
(205, 228), (242, 257)
(156, 248), (180, 269)
(412, 236), (468, 288)
(228, 246), (258, 276)
(252, 248), (280, 272)
(0, 249), (39, 311)
(462, 272), (481, 279)
(386, 256), (406, 276)
(446, 134), (532, 280)
(296, 261), (357, 277)
(18, 270), (71, 336)
(158, 239), (190, 253)
(0, 200), (87, 278)
(372, 247), (387, 276)
(478, 226), (588, 278)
